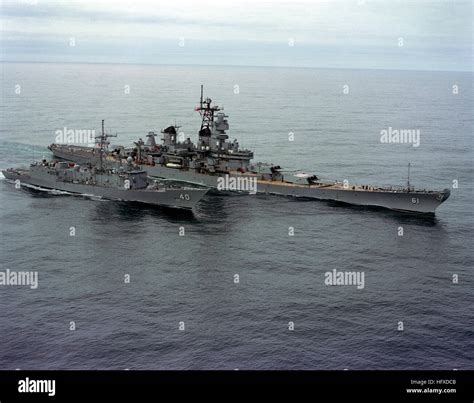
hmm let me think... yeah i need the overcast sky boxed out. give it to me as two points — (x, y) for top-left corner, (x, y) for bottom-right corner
(1, 0), (472, 71)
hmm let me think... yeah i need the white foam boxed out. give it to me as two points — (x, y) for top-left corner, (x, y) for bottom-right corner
(21, 182), (72, 195)
(80, 193), (105, 201)
(5, 176), (106, 201)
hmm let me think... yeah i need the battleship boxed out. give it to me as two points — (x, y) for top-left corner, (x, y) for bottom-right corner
(48, 87), (450, 214)
(2, 155), (209, 210)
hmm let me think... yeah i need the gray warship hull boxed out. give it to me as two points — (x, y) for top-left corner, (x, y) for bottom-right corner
(2, 169), (208, 210)
(142, 165), (450, 214)
(257, 181), (449, 214)
(44, 155), (450, 214)
(49, 145), (100, 165)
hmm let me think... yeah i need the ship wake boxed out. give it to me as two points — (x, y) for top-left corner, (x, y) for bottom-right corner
(3, 179), (106, 201)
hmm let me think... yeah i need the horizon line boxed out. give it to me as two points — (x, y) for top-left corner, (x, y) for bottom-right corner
(1, 60), (472, 74)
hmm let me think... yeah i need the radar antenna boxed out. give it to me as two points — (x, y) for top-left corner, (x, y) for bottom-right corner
(195, 85), (222, 133)
(96, 120), (117, 171)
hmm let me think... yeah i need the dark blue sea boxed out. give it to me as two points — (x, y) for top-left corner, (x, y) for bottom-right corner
(0, 62), (473, 369)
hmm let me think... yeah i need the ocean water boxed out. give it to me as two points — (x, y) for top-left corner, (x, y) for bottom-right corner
(0, 62), (472, 369)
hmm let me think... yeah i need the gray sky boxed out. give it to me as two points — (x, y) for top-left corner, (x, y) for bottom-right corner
(1, 0), (472, 71)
